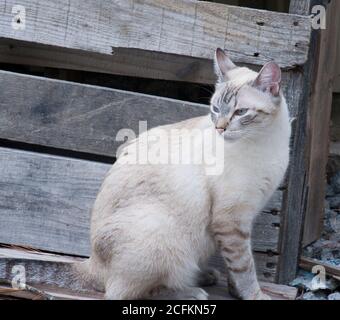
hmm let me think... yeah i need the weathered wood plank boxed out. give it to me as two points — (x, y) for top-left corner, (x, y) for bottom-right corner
(0, 148), (108, 256)
(0, 147), (281, 257)
(0, 39), (216, 84)
(0, 0), (311, 68)
(277, 0), (334, 284)
(335, 29), (340, 93)
(0, 284), (103, 300)
(0, 281), (296, 300)
(289, 0), (313, 15)
(0, 248), (293, 295)
(302, 0), (340, 246)
(0, 70), (302, 158)
(0, 70), (209, 157)
(300, 256), (340, 278)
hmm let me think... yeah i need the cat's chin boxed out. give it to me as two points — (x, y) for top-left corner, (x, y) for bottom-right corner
(219, 131), (241, 142)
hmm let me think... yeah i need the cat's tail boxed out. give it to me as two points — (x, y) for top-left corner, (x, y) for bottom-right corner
(36, 258), (105, 293)
(71, 258), (105, 293)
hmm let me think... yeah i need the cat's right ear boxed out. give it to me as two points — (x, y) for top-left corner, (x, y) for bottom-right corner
(214, 48), (236, 82)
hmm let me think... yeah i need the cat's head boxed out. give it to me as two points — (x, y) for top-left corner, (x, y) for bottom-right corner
(210, 48), (283, 141)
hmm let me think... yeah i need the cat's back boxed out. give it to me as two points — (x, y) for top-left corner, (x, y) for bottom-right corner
(92, 115), (211, 218)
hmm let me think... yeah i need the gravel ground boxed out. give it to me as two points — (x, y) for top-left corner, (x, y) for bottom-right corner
(290, 170), (340, 300)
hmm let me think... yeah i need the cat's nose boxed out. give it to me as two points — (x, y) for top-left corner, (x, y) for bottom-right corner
(216, 128), (226, 134)
(216, 118), (229, 134)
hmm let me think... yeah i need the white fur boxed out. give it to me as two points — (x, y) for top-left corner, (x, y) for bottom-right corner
(79, 63), (291, 300)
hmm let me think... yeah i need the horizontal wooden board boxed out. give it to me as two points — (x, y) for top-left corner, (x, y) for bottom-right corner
(0, 39), (216, 84)
(0, 248), (297, 297)
(0, 70), (300, 159)
(0, 0), (311, 68)
(0, 70), (209, 157)
(0, 147), (281, 257)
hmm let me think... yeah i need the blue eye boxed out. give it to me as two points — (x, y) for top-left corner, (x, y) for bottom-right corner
(235, 108), (249, 116)
(212, 105), (220, 114)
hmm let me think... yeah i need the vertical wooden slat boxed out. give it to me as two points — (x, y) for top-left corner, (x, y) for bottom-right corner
(289, 0), (313, 15)
(278, 0), (338, 283)
(302, 0), (340, 245)
(334, 23), (340, 93)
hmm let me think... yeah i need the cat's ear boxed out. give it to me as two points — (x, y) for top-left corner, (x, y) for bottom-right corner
(214, 48), (236, 82)
(253, 62), (281, 97)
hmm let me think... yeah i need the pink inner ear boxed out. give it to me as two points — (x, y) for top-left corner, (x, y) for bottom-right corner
(215, 48), (236, 76)
(269, 83), (280, 96)
(254, 62), (281, 96)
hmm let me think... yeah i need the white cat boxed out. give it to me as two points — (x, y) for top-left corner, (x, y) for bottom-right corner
(76, 48), (291, 300)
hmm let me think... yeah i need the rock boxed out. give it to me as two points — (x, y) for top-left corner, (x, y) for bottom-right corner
(328, 292), (340, 300)
(302, 291), (328, 300)
(326, 184), (335, 197)
(290, 271), (315, 291)
(325, 278), (340, 291)
(336, 215), (340, 233)
(330, 172), (340, 193)
(328, 196), (340, 209)
(289, 270), (337, 292)
(332, 249), (340, 260)
(324, 209), (338, 234)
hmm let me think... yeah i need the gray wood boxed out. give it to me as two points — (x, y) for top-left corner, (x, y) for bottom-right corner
(300, 256), (340, 278)
(0, 39), (216, 85)
(335, 31), (340, 93)
(0, 70), (209, 157)
(0, 0), (312, 68)
(278, 0), (333, 284)
(289, 0), (313, 15)
(0, 248), (277, 286)
(0, 70), (303, 158)
(302, 0), (340, 245)
(277, 73), (310, 284)
(0, 147), (109, 256)
(0, 248), (297, 299)
(0, 147), (281, 257)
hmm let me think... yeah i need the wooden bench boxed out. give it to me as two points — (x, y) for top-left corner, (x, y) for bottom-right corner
(0, 0), (339, 299)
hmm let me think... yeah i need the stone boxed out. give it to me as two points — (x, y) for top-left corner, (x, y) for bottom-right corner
(330, 172), (340, 193)
(324, 199), (330, 210)
(328, 196), (340, 209)
(328, 292), (340, 300)
(324, 209), (338, 234)
(302, 291), (328, 300)
(326, 184), (335, 197)
(290, 271), (315, 291)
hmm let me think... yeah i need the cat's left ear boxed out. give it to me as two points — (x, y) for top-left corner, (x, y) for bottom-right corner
(253, 62), (281, 97)
(214, 48), (236, 82)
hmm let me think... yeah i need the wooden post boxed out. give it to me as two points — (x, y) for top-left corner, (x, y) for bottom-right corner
(278, 0), (339, 283)
(302, 0), (340, 246)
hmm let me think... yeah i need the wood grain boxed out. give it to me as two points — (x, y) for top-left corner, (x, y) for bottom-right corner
(300, 256), (340, 278)
(0, 248), (297, 300)
(0, 70), (209, 157)
(302, 0), (340, 246)
(0, 70), (303, 159)
(289, 0), (313, 15)
(334, 29), (340, 93)
(0, 147), (282, 257)
(276, 0), (334, 284)
(0, 0), (311, 68)
(0, 39), (216, 84)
